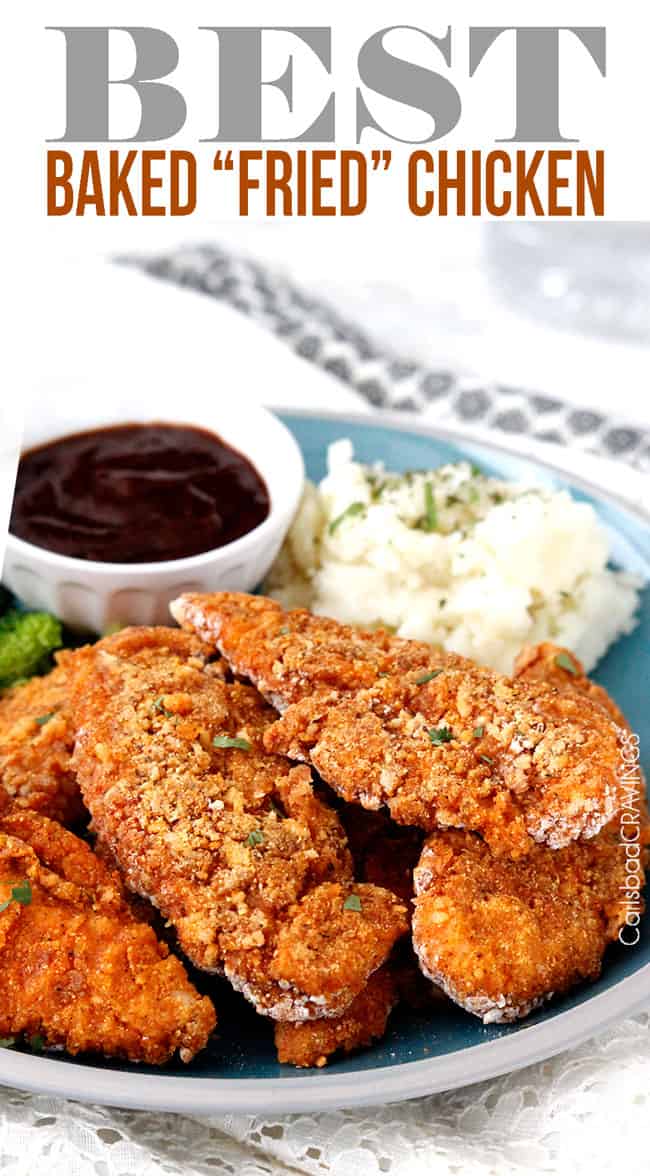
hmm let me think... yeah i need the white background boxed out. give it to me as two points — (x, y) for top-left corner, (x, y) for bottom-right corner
(11, 1), (650, 230)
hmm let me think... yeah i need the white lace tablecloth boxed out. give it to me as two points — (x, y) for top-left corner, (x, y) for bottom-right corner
(2, 1010), (650, 1176)
(10, 257), (650, 1176)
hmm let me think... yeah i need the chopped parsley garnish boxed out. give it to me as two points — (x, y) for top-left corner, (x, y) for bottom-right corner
(343, 894), (362, 912)
(428, 726), (453, 745)
(554, 652), (579, 676)
(29, 1035), (44, 1052)
(213, 735), (252, 751)
(153, 697), (174, 719)
(479, 754), (495, 766)
(473, 726), (485, 739)
(246, 829), (264, 848)
(0, 1037), (15, 1048)
(416, 669), (443, 685)
(421, 483), (437, 532)
(0, 879), (32, 915)
(329, 501), (366, 534)
(34, 713), (55, 727)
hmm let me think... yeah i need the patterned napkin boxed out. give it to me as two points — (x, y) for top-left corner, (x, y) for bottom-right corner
(121, 242), (650, 475)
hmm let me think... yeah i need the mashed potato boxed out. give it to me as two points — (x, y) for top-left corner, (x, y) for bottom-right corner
(266, 439), (641, 675)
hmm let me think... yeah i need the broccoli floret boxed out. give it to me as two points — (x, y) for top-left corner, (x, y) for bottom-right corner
(0, 610), (63, 688)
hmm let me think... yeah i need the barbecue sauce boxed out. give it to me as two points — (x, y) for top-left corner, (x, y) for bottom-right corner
(10, 423), (270, 563)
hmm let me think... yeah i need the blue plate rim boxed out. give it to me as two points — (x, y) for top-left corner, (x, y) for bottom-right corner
(1, 407), (647, 1115)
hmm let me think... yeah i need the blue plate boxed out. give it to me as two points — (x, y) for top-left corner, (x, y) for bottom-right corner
(2, 409), (648, 1114)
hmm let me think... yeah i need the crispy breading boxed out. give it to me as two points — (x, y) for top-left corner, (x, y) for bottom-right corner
(171, 593), (624, 857)
(514, 642), (629, 729)
(274, 966), (397, 1068)
(412, 816), (649, 1024)
(0, 808), (215, 1063)
(171, 591), (466, 711)
(412, 659), (649, 1023)
(0, 653), (84, 825)
(69, 627), (407, 1021)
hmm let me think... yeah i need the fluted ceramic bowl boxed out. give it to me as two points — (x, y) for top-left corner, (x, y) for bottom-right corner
(3, 402), (304, 632)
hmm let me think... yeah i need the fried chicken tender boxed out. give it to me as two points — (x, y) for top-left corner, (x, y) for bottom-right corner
(0, 653), (83, 825)
(69, 627), (407, 1021)
(171, 591), (466, 711)
(412, 658), (649, 1023)
(171, 593), (624, 857)
(412, 818), (648, 1024)
(514, 642), (629, 729)
(0, 806), (215, 1062)
(274, 966), (397, 1067)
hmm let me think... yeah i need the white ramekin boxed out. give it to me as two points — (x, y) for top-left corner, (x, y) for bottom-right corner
(3, 402), (304, 632)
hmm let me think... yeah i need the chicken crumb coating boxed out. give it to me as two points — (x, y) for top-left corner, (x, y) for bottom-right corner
(513, 642), (629, 730)
(0, 807), (215, 1063)
(274, 965), (397, 1068)
(412, 815), (649, 1024)
(0, 653), (84, 826)
(171, 591), (467, 711)
(412, 648), (649, 1024)
(171, 593), (624, 857)
(69, 627), (407, 1021)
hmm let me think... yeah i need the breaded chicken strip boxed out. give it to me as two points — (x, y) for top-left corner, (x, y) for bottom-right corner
(0, 653), (83, 825)
(0, 805), (215, 1062)
(171, 594), (624, 857)
(274, 966), (397, 1068)
(514, 642), (629, 729)
(69, 628), (407, 1021)
(171, 591), (466, 711)
(412, 660), (648, 1023)
(413, 816), (648, 1023)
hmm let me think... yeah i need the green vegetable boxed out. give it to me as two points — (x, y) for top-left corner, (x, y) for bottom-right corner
(343, 894), (362, 912)
(246, 830), (264, 848)
(416, 669), (443, 685)
(479, 754), (495, 766)
(428, 726), (453, 745)
(421, 483), (437, 532)
(153, 697), (175, 719)
(29, 1034), (44, 1052)
(0, 878), (32, 915)
(554, 652), (579, 676)
(0, 1037), (15, 1048)
(473, 726), (485, 739)
(213, 735), (251, 751)
(329, 501), (366, 535)
(34, 713), (56, 727)
(0, 611), (62, 689)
